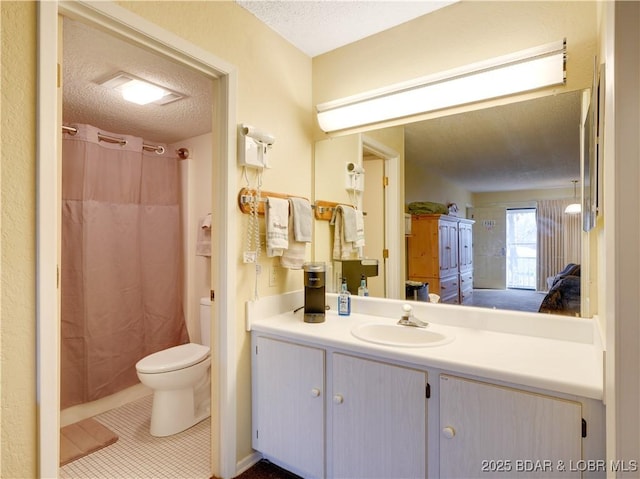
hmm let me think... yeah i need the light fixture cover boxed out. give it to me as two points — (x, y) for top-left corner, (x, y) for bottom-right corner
(98, 72), (184, 106)
(565, 203), (582, 214)
(317, 40), (566, 132)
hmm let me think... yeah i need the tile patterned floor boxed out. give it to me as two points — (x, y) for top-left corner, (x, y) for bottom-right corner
(60, 394), (211, 479)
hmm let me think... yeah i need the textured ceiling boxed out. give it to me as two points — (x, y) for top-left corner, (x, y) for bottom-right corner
(236, 0), (458, 57)
(63, 18), (212, 146)
(62, 6), (581, 193)
(404, 91), (582, 193)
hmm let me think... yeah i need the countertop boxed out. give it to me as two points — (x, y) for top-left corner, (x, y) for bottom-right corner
(249, 294), (604, 401)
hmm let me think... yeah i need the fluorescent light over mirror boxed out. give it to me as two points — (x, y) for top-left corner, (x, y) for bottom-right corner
(317, 40), (566, 133)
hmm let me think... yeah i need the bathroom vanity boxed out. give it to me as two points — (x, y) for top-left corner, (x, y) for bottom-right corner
(248, 292), (605, 479)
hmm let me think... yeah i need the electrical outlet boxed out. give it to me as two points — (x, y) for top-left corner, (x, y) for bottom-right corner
(269, 265), (278, 287)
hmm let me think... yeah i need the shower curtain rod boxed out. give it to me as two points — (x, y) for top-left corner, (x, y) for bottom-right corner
(62, 125), (190, 159)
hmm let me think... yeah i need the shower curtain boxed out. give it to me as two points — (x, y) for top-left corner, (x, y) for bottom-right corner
(61, 123), (189, 409)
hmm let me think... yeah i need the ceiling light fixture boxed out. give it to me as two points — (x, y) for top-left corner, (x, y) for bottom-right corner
(316, 39), (566, 133)
(565, 180), (582, 214)
(98, 72), (184, 106)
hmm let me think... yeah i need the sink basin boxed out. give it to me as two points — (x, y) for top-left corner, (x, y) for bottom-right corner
(351, 322), (454, 348)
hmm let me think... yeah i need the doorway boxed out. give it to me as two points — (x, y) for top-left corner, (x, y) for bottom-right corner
(37, 3), (237, 477)
(362, 151), (386, 297)
(506, 208), (537, 290)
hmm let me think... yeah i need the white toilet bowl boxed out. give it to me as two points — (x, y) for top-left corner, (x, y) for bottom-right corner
(136, 342), (211, 437)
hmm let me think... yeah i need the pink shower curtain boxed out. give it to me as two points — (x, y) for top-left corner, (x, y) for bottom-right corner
(61, 123), (189, 409)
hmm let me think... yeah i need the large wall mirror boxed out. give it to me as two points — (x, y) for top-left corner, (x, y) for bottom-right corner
(315, 88), (595, 318)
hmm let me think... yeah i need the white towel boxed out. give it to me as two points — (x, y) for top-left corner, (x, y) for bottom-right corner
(339, 205), (358, 242)
(289, 197), (312, 242)
(281, 211), (307, 269)
(196, 214), (211, 257)
(266, 197), (289, 257)
(355, 209), (365, 247)
(331, 205), (359, 260)
(201, 213), (212, 229)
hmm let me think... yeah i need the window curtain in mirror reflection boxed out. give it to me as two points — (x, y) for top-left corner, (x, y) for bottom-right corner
(536, 199), (581, 292)
(61, 124), (189, 409)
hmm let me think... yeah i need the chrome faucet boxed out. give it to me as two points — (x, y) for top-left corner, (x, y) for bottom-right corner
(397, 304), (428, 328)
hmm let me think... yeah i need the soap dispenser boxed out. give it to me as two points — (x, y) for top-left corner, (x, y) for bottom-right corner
(338, 277), (351, 316)
(357, 274), (369, 297)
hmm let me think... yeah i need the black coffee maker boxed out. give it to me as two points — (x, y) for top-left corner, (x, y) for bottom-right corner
(303, 262), (326, 323)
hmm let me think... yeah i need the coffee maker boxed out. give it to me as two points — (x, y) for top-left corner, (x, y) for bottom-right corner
(303, 262), (326, 323)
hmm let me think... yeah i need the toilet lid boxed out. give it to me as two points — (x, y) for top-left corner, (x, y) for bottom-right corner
(136, 343), (210, 374)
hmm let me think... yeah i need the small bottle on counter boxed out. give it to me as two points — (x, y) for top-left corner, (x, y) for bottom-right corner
(338, 277), (351, 316)
(357, 274), (369, 297)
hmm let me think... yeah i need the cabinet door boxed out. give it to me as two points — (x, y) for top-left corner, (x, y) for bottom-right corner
(439, 275), (460, 304)
(408, 215), (438, 280)
(439, 375), (582, 479)
(439, 220), (459, 276)
(332, 353), (427, 479)
(253, 337), (325, 479)
(458, 221), (474, 272)
(459, 271), (474, 303)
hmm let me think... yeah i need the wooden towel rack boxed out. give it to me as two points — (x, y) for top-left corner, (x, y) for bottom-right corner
(237, 188), (362, 221)
(237, 188), (309, 216)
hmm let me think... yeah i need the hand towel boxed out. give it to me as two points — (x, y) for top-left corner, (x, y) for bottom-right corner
(196, 214), (212, 257)
(288, 197), (312, 242)
(355, 209), (365, 247)
(266, 197), (289, 257)
(281, 210), (307, 269)
(201, 213), (212, 229)
(339, 205), (358, 242)
(331, 205), (358, 260)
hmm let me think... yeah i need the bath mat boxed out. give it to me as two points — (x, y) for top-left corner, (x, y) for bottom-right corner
(60, 418), (119, 466)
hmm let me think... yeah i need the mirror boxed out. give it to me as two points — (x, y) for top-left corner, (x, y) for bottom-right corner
(315, 89), (591, 318)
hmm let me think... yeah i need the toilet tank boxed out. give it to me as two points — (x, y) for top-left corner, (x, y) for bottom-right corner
(199, 297), (212, 348)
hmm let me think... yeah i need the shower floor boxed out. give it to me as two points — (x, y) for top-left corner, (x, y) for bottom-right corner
(60, 394), (211, 478)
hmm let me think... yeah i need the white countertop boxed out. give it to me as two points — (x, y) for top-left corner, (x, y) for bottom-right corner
(249, 293), (604, 401)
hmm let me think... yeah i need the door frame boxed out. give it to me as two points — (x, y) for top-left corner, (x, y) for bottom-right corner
(37, 2), (238, 477)
(362, 135), (401, 299)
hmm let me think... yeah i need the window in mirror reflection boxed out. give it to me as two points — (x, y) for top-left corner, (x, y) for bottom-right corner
(506, 208), (537, 290)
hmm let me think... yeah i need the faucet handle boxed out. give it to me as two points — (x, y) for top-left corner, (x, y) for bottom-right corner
(402, 304), (413, 316)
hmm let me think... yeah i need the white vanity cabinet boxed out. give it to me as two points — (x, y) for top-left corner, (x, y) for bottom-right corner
(252, 336), (428, 479)
(330, 353), (427, 479)
(251, 328), (602, 479)
(439, 374), (582, 479)
(252, 336), (325, 479)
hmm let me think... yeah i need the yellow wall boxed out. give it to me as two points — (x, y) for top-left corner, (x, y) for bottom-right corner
(1, 2), (38, 478)
(0, 1), (603, 476)
(1, 0), (312, 475)
(116, 1), (314, 464)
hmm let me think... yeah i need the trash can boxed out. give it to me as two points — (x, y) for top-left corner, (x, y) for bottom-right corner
(405, 281), (429, 301)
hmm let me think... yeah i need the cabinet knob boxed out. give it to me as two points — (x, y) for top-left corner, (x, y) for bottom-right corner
(442, 426), (456, 439)
(311, 388), (321, 397)
(333, 394), (344, 404)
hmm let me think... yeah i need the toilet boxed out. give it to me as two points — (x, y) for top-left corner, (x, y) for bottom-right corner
(136, 297), (212, 437)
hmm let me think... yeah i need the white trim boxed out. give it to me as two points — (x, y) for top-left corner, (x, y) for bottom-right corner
(36, 3), (61, 478)
(37, 2), (238, 477)
(361, 135), (402, 299)
(235, 451), (263, 477)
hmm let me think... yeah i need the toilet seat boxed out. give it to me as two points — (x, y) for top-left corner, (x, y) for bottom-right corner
(136, 343), (210, 374)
